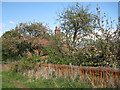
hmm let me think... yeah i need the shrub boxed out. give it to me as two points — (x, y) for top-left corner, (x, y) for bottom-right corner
(10, 54), (41, 73)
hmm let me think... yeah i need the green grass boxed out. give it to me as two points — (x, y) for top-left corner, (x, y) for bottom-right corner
(0, 71), (2, 90)
(2, 73), (15, 88)
(2, 71), (90, 88)
(2, 72), (28, 88)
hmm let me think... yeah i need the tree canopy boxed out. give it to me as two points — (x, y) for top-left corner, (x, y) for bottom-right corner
(2, 21), (51, 61)
(58, 3), (96, 44)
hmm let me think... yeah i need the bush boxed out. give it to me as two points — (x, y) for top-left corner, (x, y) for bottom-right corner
(10, 54), (41, 73)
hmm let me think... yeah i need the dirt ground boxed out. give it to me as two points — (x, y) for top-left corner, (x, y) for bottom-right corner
(1, 62), (16, 72)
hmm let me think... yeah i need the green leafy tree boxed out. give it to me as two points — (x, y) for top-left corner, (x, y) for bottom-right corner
(117, 17), (120, 60)
(2, 30), (21, 61)
(58, 3), (95, 44)
(2, 21), (51, 61)
(16, 22), (51, 38)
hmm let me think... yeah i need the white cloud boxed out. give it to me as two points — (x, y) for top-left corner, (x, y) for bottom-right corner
(9, 21), (15, 24)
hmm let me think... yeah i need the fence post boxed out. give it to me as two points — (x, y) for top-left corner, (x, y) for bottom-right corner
(100, 69), (102, 85)
(86, 67), (88, 83)
(109, 70), (110, 80)
(115, 70), (117, 85)
(94, 69), (97, 85)
(102, 69), (105, 87)
(77, 67), (78, 76)
(83, 68), (84, 79)
(92, 69), (94, 86)
(112, 69), (114, 85)
(118, 70), (120, 85)
(105, 69), (108, 87)
(59, 65), (61, 76)
(97, 69), (99, 86)
(67, 66), (69, 78)
(62, 65), (63, 76)
(89, 69), (91, 85)
(63, 65), (64, 76)
(79, 67), (81, 81)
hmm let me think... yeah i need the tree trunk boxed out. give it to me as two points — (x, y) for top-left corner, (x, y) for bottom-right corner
(72, 30), (77, 44)
(72, 22), (78, 44)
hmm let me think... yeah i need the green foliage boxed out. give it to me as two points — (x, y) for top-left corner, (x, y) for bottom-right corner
(16, 22), (51, 36)
(58, 3), (95, 44)
(2, 30), (21, 61)
(10, 54), (41, 73)
(55, 3), (119, 68)
(2, 3), (120, 89)
(1, 3), (119, 68)
(2, 21), (51, 61)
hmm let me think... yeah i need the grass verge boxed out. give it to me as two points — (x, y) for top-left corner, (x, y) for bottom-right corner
(2, 71), (89, 88)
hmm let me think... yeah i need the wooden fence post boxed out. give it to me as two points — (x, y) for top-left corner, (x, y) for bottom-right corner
(100, 69), (102, 85)
(94, 69), (97, 85)
(102, 69), (105, 87)
(83, 68), (84, 79)
(105, 69), (108, 87)
(92, 69), (95, 86)
(109, 70), (111, 80)
(112, 70), (114, 85)
(67, 66), (68, 78)
(118, 70), (120, 86)
(115, 70), (117, 85)
(97, 69), (99, 86)
(89, 69), (91, 85)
